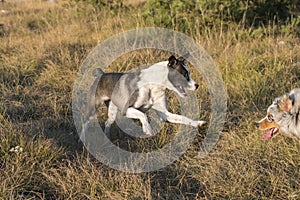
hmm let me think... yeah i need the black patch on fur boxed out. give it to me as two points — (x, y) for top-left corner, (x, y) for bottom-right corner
(168, 55), (177, 68)
(289, 93), (295, 106)
(111, 72), (141, 115)
(168, 68), (189, 88)
(95, 72), (124, 105)
(167, 55), (190, 82)
(295, 108), (300, 126)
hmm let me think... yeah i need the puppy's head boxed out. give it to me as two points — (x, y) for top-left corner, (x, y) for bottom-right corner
(256, 94), (294, 140)
(167, 55), (199, 97)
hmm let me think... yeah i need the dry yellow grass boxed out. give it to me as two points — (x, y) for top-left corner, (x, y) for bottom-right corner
(0, 0), (299, 199)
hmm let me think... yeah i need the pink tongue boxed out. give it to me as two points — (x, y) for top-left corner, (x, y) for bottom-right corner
(262, 128), (274, 141)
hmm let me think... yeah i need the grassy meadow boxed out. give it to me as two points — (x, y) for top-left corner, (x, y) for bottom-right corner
(0, 0), (299, 199)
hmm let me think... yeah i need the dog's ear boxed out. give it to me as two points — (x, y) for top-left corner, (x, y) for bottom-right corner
(168, 55), (177, 68)
(279, 94), (294, 112)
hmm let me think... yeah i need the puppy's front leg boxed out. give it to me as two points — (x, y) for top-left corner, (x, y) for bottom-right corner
(152, 103), (205, 127)
(160, 111), (206, 127)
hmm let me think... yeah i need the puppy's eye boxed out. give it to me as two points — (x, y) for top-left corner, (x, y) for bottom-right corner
(184, 72), (190, 81)
(267, 114), (274, 121)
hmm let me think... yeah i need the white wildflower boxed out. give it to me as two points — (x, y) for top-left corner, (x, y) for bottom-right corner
(9, 146), (23, 153)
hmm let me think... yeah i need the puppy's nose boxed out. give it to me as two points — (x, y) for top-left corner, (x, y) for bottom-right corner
(255, 122), (260, 128)
(195, 83), (199, 89)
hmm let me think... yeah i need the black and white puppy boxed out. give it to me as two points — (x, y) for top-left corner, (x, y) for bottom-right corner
(81, 55), (205, 138)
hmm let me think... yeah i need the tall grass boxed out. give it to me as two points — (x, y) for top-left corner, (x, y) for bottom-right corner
(0, 0), (299, 199)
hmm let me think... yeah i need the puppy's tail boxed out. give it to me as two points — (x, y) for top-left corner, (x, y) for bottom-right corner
(92, 68), (104, 78)
(90, 68), (103, 95)
(84, 68), (104, 121)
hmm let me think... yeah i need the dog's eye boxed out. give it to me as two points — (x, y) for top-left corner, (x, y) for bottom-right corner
(267, 114), (274, 121)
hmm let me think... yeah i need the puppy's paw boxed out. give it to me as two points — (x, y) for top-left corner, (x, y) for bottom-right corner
(142, 124), (153, 137)
(143, 131), (153, 137)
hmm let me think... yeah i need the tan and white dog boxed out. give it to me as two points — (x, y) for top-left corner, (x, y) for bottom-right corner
(256, 88), (300, 140)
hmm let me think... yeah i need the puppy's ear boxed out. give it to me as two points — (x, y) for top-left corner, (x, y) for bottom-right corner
(279, 94), (294, 112)
(168, 55), (177, 68)
(177, 56), (185, 62)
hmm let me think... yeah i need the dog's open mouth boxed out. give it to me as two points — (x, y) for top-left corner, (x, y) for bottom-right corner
(262, 127), (279, 140)
(177, 85), (187, 97)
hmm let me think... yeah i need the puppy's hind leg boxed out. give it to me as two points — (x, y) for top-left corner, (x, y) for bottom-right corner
(80, 114), (97, 143)
(105, 102), (118, 136)
(80, 69), (103, 142)
(80, 104), (98, 143)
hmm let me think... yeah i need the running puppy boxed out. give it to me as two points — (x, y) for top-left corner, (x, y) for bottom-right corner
(256, 88), (300, 140)
(81, 55), (206, 138)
